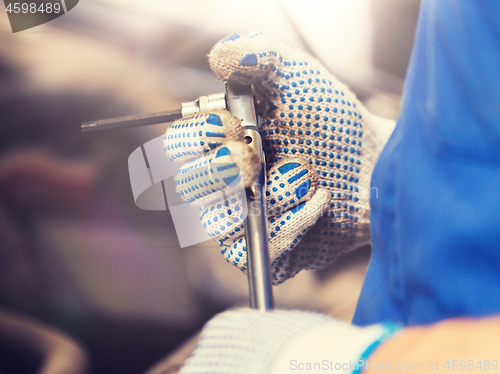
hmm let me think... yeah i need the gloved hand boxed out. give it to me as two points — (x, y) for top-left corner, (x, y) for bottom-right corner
(179, 308), (400, 374)
(164, 32), (394, 284)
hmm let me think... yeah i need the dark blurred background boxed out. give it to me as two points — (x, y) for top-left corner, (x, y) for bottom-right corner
(0, 1), (419, 373)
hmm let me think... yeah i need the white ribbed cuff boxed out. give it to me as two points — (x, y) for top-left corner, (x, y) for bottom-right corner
(269, 322), (399, 374)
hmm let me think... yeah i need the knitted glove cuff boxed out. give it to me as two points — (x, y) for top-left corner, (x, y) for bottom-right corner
(269, 316), (400, 374)
(181, 309), (335, 374)
(180, 309), (400, 374)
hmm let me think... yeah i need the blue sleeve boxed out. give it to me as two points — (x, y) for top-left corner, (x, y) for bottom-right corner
(354, 0), (500, 326)
(406, 0), (500, 161)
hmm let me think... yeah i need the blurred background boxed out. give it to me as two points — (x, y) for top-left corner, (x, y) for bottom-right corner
(0, 1), (419, 373)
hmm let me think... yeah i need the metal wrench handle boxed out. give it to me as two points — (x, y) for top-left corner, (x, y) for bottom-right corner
(225, 81), (274, 311)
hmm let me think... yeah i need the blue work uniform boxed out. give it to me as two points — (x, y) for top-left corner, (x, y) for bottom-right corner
(353, 0), (500, 326)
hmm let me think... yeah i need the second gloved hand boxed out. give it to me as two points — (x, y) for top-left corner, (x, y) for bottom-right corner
(164, 33), (394, 284)
(179, 308), (400, 374)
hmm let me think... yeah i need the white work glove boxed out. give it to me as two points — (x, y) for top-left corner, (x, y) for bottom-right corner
(164, 32), (394, 284)
(180, 308), (400, 374)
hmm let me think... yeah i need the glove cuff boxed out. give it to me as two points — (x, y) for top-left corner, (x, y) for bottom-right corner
(181, 309), (342, 374)
(180, 309), (400, 374)
(269, 319), (399, 374)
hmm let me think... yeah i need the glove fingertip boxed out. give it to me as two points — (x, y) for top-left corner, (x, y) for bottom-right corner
(315, 187), (331, 214)
(208, 32), (276, 84)
(224, 140), (260, 188)
(164, 109), (244, 163)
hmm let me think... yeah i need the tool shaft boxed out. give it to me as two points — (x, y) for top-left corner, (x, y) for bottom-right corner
(226, 82), (274, 311)
(81, 109), (183, 132)
(82, 93), (228, 132)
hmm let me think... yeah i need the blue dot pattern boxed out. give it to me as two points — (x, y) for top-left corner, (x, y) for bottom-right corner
(215, 158), (323, 275)
(208, 33), (382, 282)
(174, 144), (243, 206)
(200, 191), (245, 241)
(164, 109), (244, 163)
